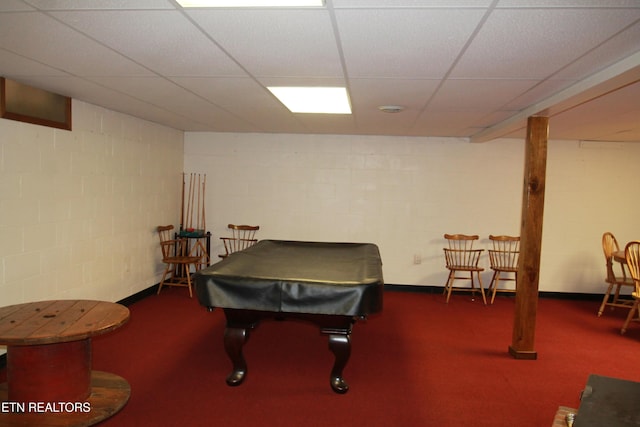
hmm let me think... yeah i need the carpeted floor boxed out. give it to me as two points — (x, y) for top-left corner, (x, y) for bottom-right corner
(4, 288), (640, 426)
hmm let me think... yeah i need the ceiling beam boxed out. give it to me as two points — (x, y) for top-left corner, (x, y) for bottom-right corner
(470, 51), (640, 143)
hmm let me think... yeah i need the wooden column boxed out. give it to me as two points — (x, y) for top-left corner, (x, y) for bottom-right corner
(509, 116), (548, 360)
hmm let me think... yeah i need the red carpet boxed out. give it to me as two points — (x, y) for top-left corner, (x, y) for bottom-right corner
(4, 289), (640, 426)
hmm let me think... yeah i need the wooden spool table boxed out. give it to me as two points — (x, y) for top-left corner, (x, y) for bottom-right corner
(0, 300), (130, 426)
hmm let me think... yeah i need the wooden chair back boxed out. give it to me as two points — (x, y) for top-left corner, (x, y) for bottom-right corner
(443, 234), (482, 269)
(220, 224), (260, 258)
(488, 235), (520, 272)
(599, 232), (635, 316)
(621, 241), (640, 332)
(157, 224), (188, 258)
(156, 225), (203, 298)
(625, 241), (640, 294)
(602, 232), (627, 282)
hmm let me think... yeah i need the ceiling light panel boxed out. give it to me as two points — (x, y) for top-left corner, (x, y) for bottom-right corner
(177, 0), (324, 7)
(268, 87), (352, 114)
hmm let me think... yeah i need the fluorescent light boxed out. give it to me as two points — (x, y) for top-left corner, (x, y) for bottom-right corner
(177, 0), (324, 7)
(268, 87), (352, 114)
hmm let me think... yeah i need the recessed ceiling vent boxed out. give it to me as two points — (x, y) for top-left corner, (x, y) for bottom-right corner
(378, 105), (404, 113)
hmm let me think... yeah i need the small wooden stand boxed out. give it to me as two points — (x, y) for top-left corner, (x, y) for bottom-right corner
(0, 300), (130, 426)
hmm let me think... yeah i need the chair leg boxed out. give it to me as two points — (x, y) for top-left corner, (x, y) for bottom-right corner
(158, 262), (195, 298)
(487, 271), (497, 292)
(474, 271), (486, 305)
(445, 270), (486, 304)
(598, 283), (614, 316)
(443, 273), (450, 294)
(490, 271), (500, 305)
(157, 264), (172, 295)
(466, 271), (485, 305)
(612, 284), (622, 305)
(621, 300), (639, 334)
(184, 263), (193, 298)
(469, 272), (477, 300)
(445, 270), (455, 303)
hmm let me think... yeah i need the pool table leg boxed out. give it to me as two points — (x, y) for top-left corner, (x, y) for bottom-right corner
(326, 332), (351, 394)
(224, 326), (250, 386)
(220, 310), (356, 393)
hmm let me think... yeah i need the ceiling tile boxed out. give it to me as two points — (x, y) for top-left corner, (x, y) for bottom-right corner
(335, 8), (486, 78)
(0, 49), (69, 77)
(497, 0), (640, 7)
(333, 0), (494, 7)
(0, 12), (153, 76)
(428, 79), (540, 110)
(352, 109), (421, 136)
(51, 10), (246, 76)
(0, 0), (34, 11)
(348, 78), (440, 111)
(553, 21), (640, 80)
(188, 9), (343, 78)
(171, 76), (309, 132)
(23, 0), (175, 9)
(0, 2), (637, 140)
(451, 8), (640, 79)
(256, 76), (346, 87)
(86, 76), (253, 128)
(293, 114), (358, 135)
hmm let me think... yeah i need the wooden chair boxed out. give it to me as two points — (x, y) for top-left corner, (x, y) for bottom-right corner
(219, 224), (259, 258)
(156, 225), (203, 298)
(443, 234), (486, 304)
(486, 235), (520, 304)
(598, 232), (634, 316)
(620, 241), (640, 334)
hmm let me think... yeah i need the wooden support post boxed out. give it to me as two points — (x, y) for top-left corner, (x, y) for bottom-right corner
(509, 116), (548, 360)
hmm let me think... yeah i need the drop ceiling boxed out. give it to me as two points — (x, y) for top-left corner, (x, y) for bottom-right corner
(0, 0), (638, 142)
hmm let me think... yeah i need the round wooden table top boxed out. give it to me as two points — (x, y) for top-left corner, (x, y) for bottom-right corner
(0, 300), (130, 346)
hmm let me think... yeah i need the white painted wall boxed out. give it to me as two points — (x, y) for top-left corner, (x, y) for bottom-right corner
(0, 100), (184, 307)
(185, 132), (640, 294)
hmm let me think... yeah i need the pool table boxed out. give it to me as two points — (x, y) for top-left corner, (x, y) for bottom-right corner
(194, 239), (384, 393)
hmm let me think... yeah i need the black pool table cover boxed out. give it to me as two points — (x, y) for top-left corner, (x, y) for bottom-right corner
(194, 240), (384, 316)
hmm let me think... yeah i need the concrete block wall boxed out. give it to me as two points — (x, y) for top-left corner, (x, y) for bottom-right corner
(185, 132), (640, 294)
(1, 106), (638, 309)
(0, 100), (184, 306)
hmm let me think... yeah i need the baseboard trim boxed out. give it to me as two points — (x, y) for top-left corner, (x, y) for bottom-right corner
(383, 284), (604, 301)
(117, 283), (160, 307)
